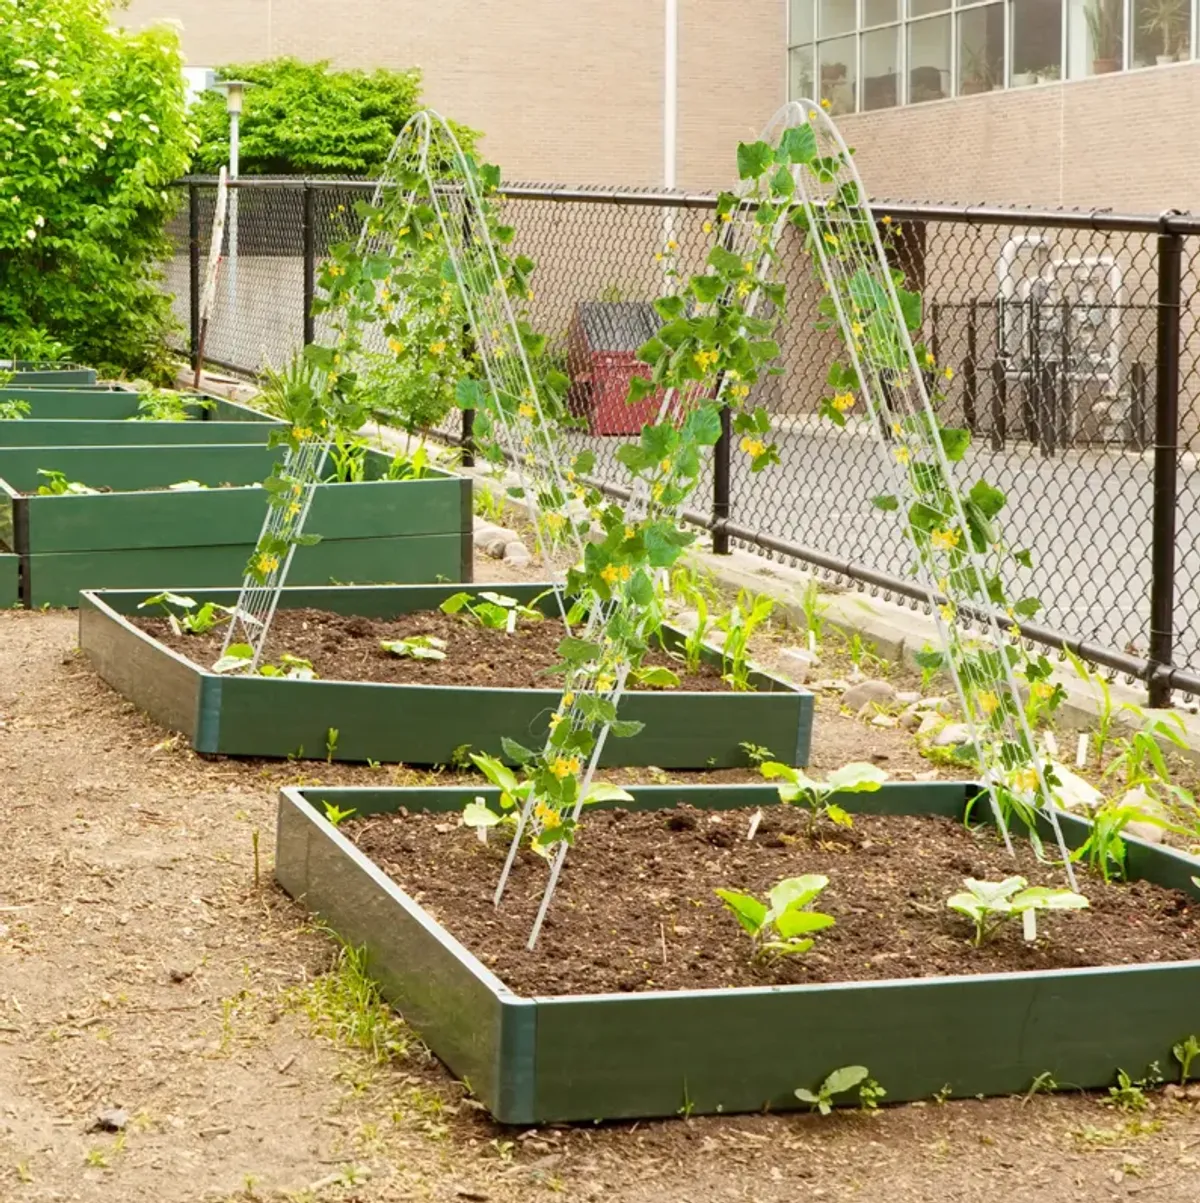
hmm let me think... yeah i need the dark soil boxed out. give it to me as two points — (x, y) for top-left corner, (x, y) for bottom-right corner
(136, 606), (732, 691)
(345, 804), (1200, 996)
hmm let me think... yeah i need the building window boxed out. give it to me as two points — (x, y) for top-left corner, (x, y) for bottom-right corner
(788, 0), (1195, 111)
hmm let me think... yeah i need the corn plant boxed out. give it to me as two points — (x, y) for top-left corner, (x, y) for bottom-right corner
(946, 876), (1089, 946)
(1173, 1035), (1200, 1084)
(1104, 712), (1186, 792)
(385, 444), (430, 481)
(717, 588), (775, 691)
(671, 568), (714, 675)
(327, 431), (368, 483)
(715, 874), (835, 959)
(760, 761), (887, 836)
(799, 579), (828, 647)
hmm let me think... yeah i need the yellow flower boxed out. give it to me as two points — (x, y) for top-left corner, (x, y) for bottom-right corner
(526, 290), (535, 301)
(256, 553), (280, 575)
(562, 692), (575, 707)
(881, 215), (893, 226)
(430, 341), (446, 356)
(659, 458), (672, 474)
(596, 674), (615, 693)
(730, 383), (750, 400)
(720, 212), (733, 223)
(1013, 767), (1039, 793)
(924, 350), (936, 368)
(702, 220), (713, 234)
(545, 512), (565, 531)
(736, 280), (751, 297)
(850, 321), (864, 338)
(1031, 681), (1054, 701)
(550, 756), (581, 780)
(667, 239), (678, 251)
(808, 110), (818, 121)
(820, 98), (831, 110)
(327, 264), (344, 278)
(534, 801), (563, 829)
(618, 564), (631, 581)
(548, 712), (563, 731)
(1008, 623), (1022, 640)
(693, 349), (719, 371)
(286, 502), (301, 519)
(398, 226), (410, 237)
(832, 392), (855, 413)
(292, 426), (313, 441)
(939, 603), (955, 622)
(930, 527), (961, 552)
(518, 402), (536, 419)
(652, 483), (665, 500)
(654, 252), (665, 263)
(291, 483), (302, 497)
(977, 690), (999, 717)
(894, 446), (910, 465)
(823, 232), (839, 248)
(740, 436), (766, 458)
(387, 338), (404, 354)
(624, 525), (636, 540)
(601, 564), (620, 586)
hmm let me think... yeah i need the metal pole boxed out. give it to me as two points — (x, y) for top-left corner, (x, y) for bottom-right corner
(302, 184), (316, 347)
(461, 407), (476, 467)
(712, 402), (731, 555)
(1148, 217), (1183, 707)
(229, 109), (239, 308)
(964, 299), (977, 431)
(188, 184), (201, 375)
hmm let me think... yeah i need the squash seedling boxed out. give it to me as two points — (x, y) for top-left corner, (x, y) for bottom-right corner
(794, 1065), (876, 1115)
(381, 634), (448, 661)
(35, 468), (96, 496)
(440, 590), (541, 632)
(759, 761), (888, 837)
(715, 874), (835, 959)
(138, 591), (233, 637)
(946, 876), (1089, 946)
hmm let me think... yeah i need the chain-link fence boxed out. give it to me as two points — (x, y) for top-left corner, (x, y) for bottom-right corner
(163, 179), (1200, 703)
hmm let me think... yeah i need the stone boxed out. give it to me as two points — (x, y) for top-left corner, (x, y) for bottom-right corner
(932, 722), (973, 748)
(503, 541), (532, 566)
(1049, 764), (1103, 812)
(898, 705), (923, 731)
(841, 679), (898, 711)
(914, 696), (952, 714)
(471, 523), (508, 549)
(870, 714), (899, 729)
(895, 690), (921, 705)
(778, 646), (820, 681)
(483, 534), (510, 559)
(91, 1108), (128, 1133)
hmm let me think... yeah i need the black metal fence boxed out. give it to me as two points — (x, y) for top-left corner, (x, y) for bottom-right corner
(164, 179), (1200, 703)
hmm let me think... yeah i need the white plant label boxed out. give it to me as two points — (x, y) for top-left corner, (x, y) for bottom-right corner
(1075, 733), (1089, 768)
(1043, 731), (1058, 757)
(506, 608), (517, 634)
(1022, 909), (1038, 943)
(808, 630), (817, 654)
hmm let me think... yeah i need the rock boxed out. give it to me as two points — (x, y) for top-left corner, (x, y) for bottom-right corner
(778, 646), (820, 681)
(503, 541), (532, 566)
(1048, 764), (1103, 812)
(841, 679), (898, 711)
(483, 534), (510, 559)
(168, 965), (194, 983)
(896, 690), (921, 705)
(870, 714), (898, 729)
(933, 722), (973, 748)
(898, 705), (923, 731)
(812, 677), (851, 693)
(471, 523), (508, 549)
(915, 696), (952, 714)
(91, 1107), (128, 1133)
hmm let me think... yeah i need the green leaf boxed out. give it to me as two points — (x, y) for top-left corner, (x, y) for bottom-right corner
(897, 288), (922, 332)
(968, 479), (1006, 519)
(822, 1065), (871, 1097)
(736, 140), (774, 180)
(212, 643), (254, 674)
(581, 782), (634, 805)
(871, 494), (899, 512)
(914, 649), (945, 671)
(439, 591), (473, 615)
(633, 666), (680, 688)
(653, 295), (686, 321)
(714, 889), (767, 935)
(469, 752), (520, 795)
(462, 801), (502, 829)
(774, 909), (836, 939)
(1014, 548), (1034, 570)
(939, 427), (971, 462)
(826, 763), (888, 794)
(500, 737), (535, 764)
(1013, 598), (1041, 619)
(690, 274), (726, 304)
(682, 405), (722, 446)
(767, 875), (829, 915)
(609, 719), (645, 739)
(556, 635), (603, 664)
(779, 123), (818, 164)
(455, 378), (485, 409)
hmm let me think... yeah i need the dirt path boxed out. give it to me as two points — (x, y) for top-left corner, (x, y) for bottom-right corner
(3, 607), (1200, 1202)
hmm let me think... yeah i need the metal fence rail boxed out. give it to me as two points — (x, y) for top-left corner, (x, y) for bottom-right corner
(162, 178), (1200, 703)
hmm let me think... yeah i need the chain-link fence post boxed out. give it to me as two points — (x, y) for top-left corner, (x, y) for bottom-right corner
(302, 184), (316, 347)
(1149, 214), (1184, 707)
(188, 182), (201, 374)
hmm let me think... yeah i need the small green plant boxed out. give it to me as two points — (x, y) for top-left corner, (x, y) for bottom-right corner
(327, 430), (369, 482)
(380, 634), (448, 660)
(0, 398), (30, 420)
(715, 874), (835, 959)
(385, 444), (430, 481)
(848, 632), (884, 675)
(672, 568), (714, 674)
(1107, 1069), (1149, 1113)
(128, 389), (214, 422)
(212, 644), (317, 678)
(799, 579), (828, 647)
(915, 646), (945, 691)
(740, 741), (774, 767)
(717, 589), (774, 691)
(35, 468), (97, 496)
(440, 590), (541, 631)
(759, 761), (887, 836)
(322, 800), (357, 827)
(1173, 1035), (1200, 1084)
(1023, 1070), (1059, 1103)
(138, 591), (233, 636)
(1104, 712), (1186, 792)
(794, 1065), (870, 1115)
(1071, 795), (1178, 883)
(629, 664), (680, 688)
(946, 876), (1089, 946)
(858, 1076), (887, 1111)
(473, 487), (505, 524)
(325, 727), (340, 763)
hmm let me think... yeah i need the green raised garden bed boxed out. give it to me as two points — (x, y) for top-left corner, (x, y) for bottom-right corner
(0, 393), (281, 444)
(79, 582), (813, 767)
(0, 385), (136, 412)
(3, 362), (97, 385)
(2, 447), (471, 607)
(276, 781), (1200, 1124)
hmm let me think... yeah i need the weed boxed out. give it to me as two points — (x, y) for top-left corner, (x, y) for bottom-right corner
(327, 430), (368, 482)
(15, 1160), (32, 1183)
(128, 389), (214, 422)
(1022, 1070), (1058, 1104)
(715, 875), (835, 959)
(946, 876), (1089, 946)
(325, 727), (339, 763)
(717, 589), (774, 691)
(84, 1147), (110, 1169)
(740, 741), (774, 767)
(1173, 1035), (1200, 1084)
(794, 1065), (870, 1115)
(449, 742), (473, 771)
(915, 646), (944, 691)
(321, 801), (356, 828)
(473, 487), (505, 524)
(1107, 1069), (1150, 1112)
(848, 632), (884, 675)
(385, 444), (430, 481)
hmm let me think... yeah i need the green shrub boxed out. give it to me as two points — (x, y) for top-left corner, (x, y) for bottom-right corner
(190, 58), (477, 177)
(0, 0), (194, 376)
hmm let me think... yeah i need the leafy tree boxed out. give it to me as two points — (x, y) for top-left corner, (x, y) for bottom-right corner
(0, 0), (194, 375)
(190, 58), (477, 176)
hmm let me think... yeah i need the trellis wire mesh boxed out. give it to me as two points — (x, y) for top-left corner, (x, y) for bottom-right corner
(163, 179), (1200, 700)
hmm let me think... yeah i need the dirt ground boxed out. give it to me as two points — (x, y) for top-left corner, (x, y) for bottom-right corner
(4, 597), (1200, 1202)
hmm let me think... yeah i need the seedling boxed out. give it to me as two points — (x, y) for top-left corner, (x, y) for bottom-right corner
(1104, 712), (1186, 792)
(0, 398), (30, 420)
(381, 634), (448, 661)
(35, 468), (96, 496)
(717, 588), (774, 691)
(138, 591), (233, 637)
(794, 1065), (870, 1115)
(321, 801), (357, 827)
(1107, 1069), (1150, 1113)
(128, 389), (213, 422)
(799, 579), (828, 647)
(740, 741), (774, 767)
(1023, 1070), (1059, 1104)
(759, 761), (887, 836)
(327, 430), (368, 482)
(385, 444), (430, 481)
(1173, 1035), (1200, 1084)
(325, 727), (340, 763)
(715, 874), (835, 959)
(672, 571), (714, 675)
(213, 644), (317, 679)
(915, 646), (945, 691)
(1071, 796), (1178, 883)
(848, 632), (884, 675)
(629, 665), (680, 688)
(440, 590), (541, 631)
(946, 876), (1089, 946)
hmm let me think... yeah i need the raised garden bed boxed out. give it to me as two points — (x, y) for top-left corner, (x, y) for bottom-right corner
(2, 447), (471, 607)
(276, 780), (1200, 1123)
(3, 362), (97, 385)
(79, 582), (813, 767)
(0, 384), (136, 412)
(0, 394), (282, 446)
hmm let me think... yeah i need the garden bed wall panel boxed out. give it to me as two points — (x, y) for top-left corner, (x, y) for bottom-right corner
(0, 553), (18, 606)
(6, 365), (97, 385)
(275, 789), (534, 1120)
(0, 420), (284, 447)
(0, 387), (137, 416)
(276, 783), (1200, 1123)
(80, 585), (810, 767)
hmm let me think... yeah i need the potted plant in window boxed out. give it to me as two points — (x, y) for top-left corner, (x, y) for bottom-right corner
(1012, 65), (1038, 86)
(960, 44), (995, 94)
(1141, 0), (1186, 63)
(1085, 0), (1122, 72)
